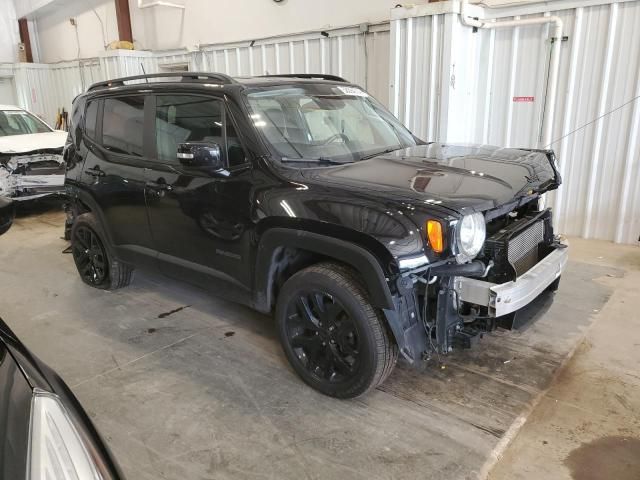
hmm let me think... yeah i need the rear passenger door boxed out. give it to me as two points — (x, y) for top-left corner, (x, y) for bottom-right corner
(144, 93), (255, 297)
(79, 94), (156, 268)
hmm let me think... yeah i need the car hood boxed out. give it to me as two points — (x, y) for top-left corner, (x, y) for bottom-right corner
(299, 144), (560, 214)
(0, 131), (67, 154)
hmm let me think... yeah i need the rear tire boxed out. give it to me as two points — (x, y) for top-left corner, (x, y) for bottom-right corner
(70, 213), (133, 290)
(275, 262), (398, 399)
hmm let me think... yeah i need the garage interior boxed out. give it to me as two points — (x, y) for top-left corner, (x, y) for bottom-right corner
(1, 0), (639, 479)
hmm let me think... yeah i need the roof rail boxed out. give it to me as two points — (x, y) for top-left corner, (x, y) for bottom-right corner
(259, 73), (348, 83)
(87, 72), (236, 92)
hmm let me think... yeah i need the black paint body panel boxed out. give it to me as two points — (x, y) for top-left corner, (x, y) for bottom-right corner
(0, 339), (31, 480)
(0, 317), (124, 479)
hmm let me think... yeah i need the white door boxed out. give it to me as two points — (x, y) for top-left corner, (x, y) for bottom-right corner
(0, 77), (17, 105)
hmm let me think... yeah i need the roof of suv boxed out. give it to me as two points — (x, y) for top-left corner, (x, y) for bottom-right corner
(0, 105), (22, 111)
(85, 72), (351, 94)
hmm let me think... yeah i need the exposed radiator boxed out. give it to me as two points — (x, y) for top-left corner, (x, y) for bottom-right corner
(508, 220), (544, 276)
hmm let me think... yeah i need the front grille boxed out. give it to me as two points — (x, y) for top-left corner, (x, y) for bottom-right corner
(508, 220), (544, 276)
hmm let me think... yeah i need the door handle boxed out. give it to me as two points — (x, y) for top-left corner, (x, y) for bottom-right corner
(146, 180), (173, 192)
(85, 166), (105, 177)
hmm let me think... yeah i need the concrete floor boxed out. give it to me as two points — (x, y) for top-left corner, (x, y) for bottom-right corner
(0, 201), (637, 480)
(490, 239), (640, 480)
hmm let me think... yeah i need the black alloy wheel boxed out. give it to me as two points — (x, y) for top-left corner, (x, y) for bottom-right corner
(72, 225), (108, 286)
(285, 291), (360, 383)
(276, 262), (398, 398)
(70, 213), (134, 290)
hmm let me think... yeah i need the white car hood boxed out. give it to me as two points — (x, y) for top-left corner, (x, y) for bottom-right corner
(0, 131), (67, 154)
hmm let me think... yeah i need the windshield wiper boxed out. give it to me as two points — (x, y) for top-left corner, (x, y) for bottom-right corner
(358, 147), (403, 161)
(281, 157), (350, 165)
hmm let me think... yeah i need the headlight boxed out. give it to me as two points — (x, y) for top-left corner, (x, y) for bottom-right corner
(456, 212), (486, 262)
(27, 390), (103, 480)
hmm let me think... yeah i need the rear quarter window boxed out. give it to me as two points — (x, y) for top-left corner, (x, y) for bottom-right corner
(84, 100), (99, 141)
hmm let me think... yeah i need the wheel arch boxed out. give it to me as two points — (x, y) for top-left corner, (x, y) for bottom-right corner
(65, 188), (119, 251)
(254, 226), (396, 314)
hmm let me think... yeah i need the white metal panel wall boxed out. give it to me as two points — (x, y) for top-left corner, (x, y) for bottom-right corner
(552, 2), (640, 243)
(0, 65), (14, 78)
(10, 60), (103, 126)
(12, 64), (59, 125)
(49, 60), (102, 114)
(200, 24), (391, 106)
(4, 23), (391, 125)
(99, 51), (156, 81)
(155, 51), (198, 71)
(390, 14), (445, 140)
(392, 1), (640, 244)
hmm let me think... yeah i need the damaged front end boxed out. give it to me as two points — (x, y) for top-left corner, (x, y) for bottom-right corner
(0, 149), (66, 201)
(387, 200), (568, 364)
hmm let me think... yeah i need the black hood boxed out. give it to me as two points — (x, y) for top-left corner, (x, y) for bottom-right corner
(299, 144), (560, 214)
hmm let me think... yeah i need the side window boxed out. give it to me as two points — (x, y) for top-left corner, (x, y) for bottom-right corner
(84, 100), (99, 141)
(155, 95), (223, 163)
(102, 96), (145, 157)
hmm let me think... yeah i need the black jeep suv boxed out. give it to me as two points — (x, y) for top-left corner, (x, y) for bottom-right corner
(64, 72), (568, 398)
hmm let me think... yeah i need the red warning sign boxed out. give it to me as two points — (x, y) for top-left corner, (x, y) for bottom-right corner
(513, 96), (535, 102)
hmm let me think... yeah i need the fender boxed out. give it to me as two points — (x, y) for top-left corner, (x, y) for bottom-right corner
(254, 228), (395, 312)
(66, 186), (113, 240)
(65, 186), (133, 262)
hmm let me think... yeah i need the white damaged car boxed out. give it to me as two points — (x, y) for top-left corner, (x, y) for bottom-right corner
(0, 105), (66, 201)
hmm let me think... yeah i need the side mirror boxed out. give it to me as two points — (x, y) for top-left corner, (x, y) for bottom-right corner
(177, 143), (223, 170)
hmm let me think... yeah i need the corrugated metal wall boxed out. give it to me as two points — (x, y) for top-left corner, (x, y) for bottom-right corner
(390, 14), (445, 141)
(9, 60), (102, 127)
(196, 24), (391, 105)
(391, 1), (640, 244)
(2, 23), (391, 124)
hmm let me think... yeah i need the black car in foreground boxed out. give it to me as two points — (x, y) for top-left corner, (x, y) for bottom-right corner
(0, 209), (122, 479)
(64, 72), (568, 398)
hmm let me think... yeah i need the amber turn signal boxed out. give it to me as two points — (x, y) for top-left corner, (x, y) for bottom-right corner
(427, 220), (444, 253)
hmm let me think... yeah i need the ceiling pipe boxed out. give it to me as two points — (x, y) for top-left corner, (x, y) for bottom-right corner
(137, 0), (185, 9)
(459, 0), (563, 148)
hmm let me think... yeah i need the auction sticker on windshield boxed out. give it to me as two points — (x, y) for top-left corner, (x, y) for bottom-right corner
(337, 86), (369, 97)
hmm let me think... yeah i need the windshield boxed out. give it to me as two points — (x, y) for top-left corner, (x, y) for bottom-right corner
(0, 110), (51, 137)
(246, 85), (418, 163)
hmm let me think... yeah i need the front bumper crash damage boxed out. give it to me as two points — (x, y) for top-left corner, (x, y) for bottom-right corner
(0, 149), (65, 201)
(385, 208), (568, 364)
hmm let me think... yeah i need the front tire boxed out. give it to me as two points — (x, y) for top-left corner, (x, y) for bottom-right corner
(275, 262), (398, 399)
(70, 213), (133, 290)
